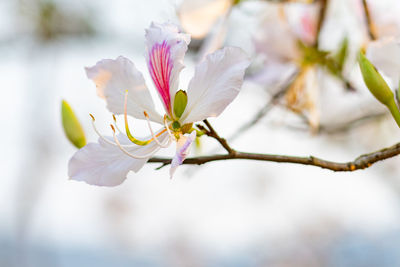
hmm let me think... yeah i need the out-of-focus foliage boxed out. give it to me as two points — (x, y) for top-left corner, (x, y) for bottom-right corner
(17, 0), (95, 41)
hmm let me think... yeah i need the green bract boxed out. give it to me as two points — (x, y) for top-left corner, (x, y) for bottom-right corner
(358, 51), (400, 128)
(173, 90), (188, 119)
(358, 51), (394, 106)
(61, 100), (86, 148)
(335, 37), (348, 72)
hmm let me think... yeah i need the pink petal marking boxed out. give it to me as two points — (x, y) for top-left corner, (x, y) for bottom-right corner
(301, 14), (317, 44)
(148, 40), (173, 113)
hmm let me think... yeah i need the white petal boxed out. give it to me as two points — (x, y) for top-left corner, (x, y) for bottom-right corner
(197, 12), (229, 61)
(285, 3), (318, 46)
(180, 47), (250, 124)
(68, 132), (169, 187)
(249, 62), (297, 88)
(367, 37), (400, 86)
(145, 22), (191, 115)
(178, 0), (231, 39)
(170, 131), (196, 178)
(254, 5), (300, 62)
(85, 56), (163, 124)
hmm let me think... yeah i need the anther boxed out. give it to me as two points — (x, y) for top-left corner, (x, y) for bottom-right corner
(89, 113), (136, 148)
(111, 114), (124, 134)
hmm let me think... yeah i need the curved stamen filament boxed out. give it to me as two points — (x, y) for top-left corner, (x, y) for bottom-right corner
(90, 114), (137, 148)
(124, 90), (152, 146)
(123, 90), (168, 146)
(111, 125), (161, 159)
(144, 111), (170, 148)
(163, 115), (174, 139)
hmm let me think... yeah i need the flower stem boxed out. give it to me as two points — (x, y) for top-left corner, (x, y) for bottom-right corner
(387, 99), (400, 128)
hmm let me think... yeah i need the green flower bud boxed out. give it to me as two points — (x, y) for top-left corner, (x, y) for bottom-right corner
(358, 51), (394, 106)
(173, 90), (187, 119)
(61, 100), (86, 148)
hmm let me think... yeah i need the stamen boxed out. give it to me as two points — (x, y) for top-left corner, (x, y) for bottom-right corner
(163, 115), (174, 139)
(112, 114), (124, 134)
(110, 124), (160, 159)
(90, 114), (137, 148)
(123, 90), (152, 146)
(123, 90), (169, 146)
(144, 112), (170, 148)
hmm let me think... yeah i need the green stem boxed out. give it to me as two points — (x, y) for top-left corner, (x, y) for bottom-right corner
(387, 99), (400, 128)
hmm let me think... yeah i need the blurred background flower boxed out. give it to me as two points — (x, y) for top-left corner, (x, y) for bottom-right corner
(2, 0), (400, 266)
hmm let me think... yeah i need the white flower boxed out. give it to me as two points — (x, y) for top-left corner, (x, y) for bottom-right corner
(68, 22), (250, 186)
(252, 3), (318, 86)
(251, 3), (320, 129)
(178, 0), (233, 60)
(178, 0), (232, 40)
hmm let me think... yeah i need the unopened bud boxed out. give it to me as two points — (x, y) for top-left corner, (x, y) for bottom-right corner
(61, 100), (86, 148)
(173, 90), (187, 119)
(358, 51), (394, 106)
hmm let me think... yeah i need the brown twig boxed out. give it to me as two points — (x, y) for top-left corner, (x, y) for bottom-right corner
(318, 111), (387, 134)
(314, 0), (328, 48)
(361, 0), (377, 40)
(286, 111), (387, 133)
(229, 72), (298, 141)
(202, 119), (236, 155)
(149, 142), (400, 172)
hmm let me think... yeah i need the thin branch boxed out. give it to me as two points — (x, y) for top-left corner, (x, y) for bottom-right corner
(315, 0), (328, 49)
(149, 142), (400, 172)
(318, 111), (387, 134)
(229, 72), (298, 141)
(201, 119), (236, 155)
(287, 110), (387, 134)
(361, 0), (377, 40)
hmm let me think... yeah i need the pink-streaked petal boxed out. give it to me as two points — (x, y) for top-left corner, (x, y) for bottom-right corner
(180, 47), (250, 124)
(366, 37), (400, 86)
(68, 132), (169, 187)
(170, 131), (196, 178)
(145, 22), (190, 115)
(85, 56), (163, 124)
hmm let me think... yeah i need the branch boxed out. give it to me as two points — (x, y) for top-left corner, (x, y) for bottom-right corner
(287, 111), (387, 134)
(149, 142), (400, 171)
(229, 72), (298, 141)
(315, 0), (328, 49)
(318, 111), (387, 134)
(362, 0), (377, 40)
(200, 119), (236, 155)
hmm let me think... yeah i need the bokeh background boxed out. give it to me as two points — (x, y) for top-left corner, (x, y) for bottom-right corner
(1, 0), (400, 266)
